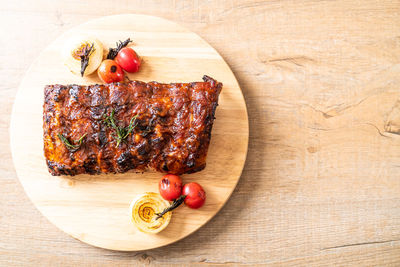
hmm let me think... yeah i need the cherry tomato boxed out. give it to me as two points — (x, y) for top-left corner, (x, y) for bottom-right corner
(115, 47), (141, 73)
(159, 174), (183, 201)
(97, 59), (124, 83)
(183, 182), (206, 209)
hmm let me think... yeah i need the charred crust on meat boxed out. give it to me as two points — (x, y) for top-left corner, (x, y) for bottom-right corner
(83, 155), (99, 174)
(162, 163), (169, 172)
(136, 142), (149, 156)
(116, 151), (134, 172)
(98, 129), (108, 147)
(186, 159), (195, 168)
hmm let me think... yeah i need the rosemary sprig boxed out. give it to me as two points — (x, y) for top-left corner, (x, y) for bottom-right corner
(106, 38), (132, 60)
(155, 195), (186, 220)
(79, 43), (95, 76)
(103, 109), (139, 147)
(58, 133), (87, 151)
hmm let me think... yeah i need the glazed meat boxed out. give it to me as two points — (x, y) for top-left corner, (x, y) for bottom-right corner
(43, 75), (222, 176)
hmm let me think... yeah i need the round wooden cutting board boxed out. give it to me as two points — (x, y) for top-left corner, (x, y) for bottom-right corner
(10, 14), (248, 251)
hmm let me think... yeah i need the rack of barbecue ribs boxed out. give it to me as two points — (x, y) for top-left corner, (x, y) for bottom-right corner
(43, 75), (223, 176)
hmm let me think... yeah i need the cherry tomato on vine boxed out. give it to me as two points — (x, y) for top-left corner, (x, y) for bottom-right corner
(115, 47), (141, 73)
(183, 182), (206, 209)
(97, 59), (124, 83)
(159, 174), (183, 201)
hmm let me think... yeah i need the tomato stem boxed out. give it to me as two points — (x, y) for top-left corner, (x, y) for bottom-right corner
(155, 195), (186, 220)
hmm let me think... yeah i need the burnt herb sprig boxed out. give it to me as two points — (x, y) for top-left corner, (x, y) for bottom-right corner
(155, 195), (186, 220)
(103, 109), (139, 147)
(58, 133), (87, 151)
(106, 38), (132, 60)
(79, 43), (95, 76)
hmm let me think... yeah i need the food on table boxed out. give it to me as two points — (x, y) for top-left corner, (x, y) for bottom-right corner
(159, 174), (183, 201)
(182, 182), (206, 209)
(62, 37), (103, 76)
(130, 192), (171, 234)
(97, 59), (125, 83)
(107, 38), (141, 73)
(155, 180), (206, 219)
(106, 38), (132, 60)
(133, 175), (206, 231)
(43, 75), (223, 176)
(115, 47), (141, 73)
(62, 37), (141, 81)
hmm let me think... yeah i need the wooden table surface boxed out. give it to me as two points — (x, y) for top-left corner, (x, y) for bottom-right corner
(1, 0), (400, 265)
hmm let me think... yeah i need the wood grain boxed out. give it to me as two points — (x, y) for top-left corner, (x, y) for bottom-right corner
(1, 0), (400, 265)
(9, 14), (248, 251)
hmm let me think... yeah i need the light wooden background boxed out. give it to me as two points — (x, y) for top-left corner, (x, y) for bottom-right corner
(1, 0), (400, 266)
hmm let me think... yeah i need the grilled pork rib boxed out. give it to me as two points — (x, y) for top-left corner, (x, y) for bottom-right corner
(43, 76), (222, 176)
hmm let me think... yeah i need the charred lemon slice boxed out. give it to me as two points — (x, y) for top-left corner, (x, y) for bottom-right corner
(130, 192), (172, 234)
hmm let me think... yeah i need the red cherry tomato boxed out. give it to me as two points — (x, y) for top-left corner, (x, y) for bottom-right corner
(183, 182), (206, 209)
(97, 59), (124, 83)
(159, 174), (183, 201)
(115, 47), (141, 73)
